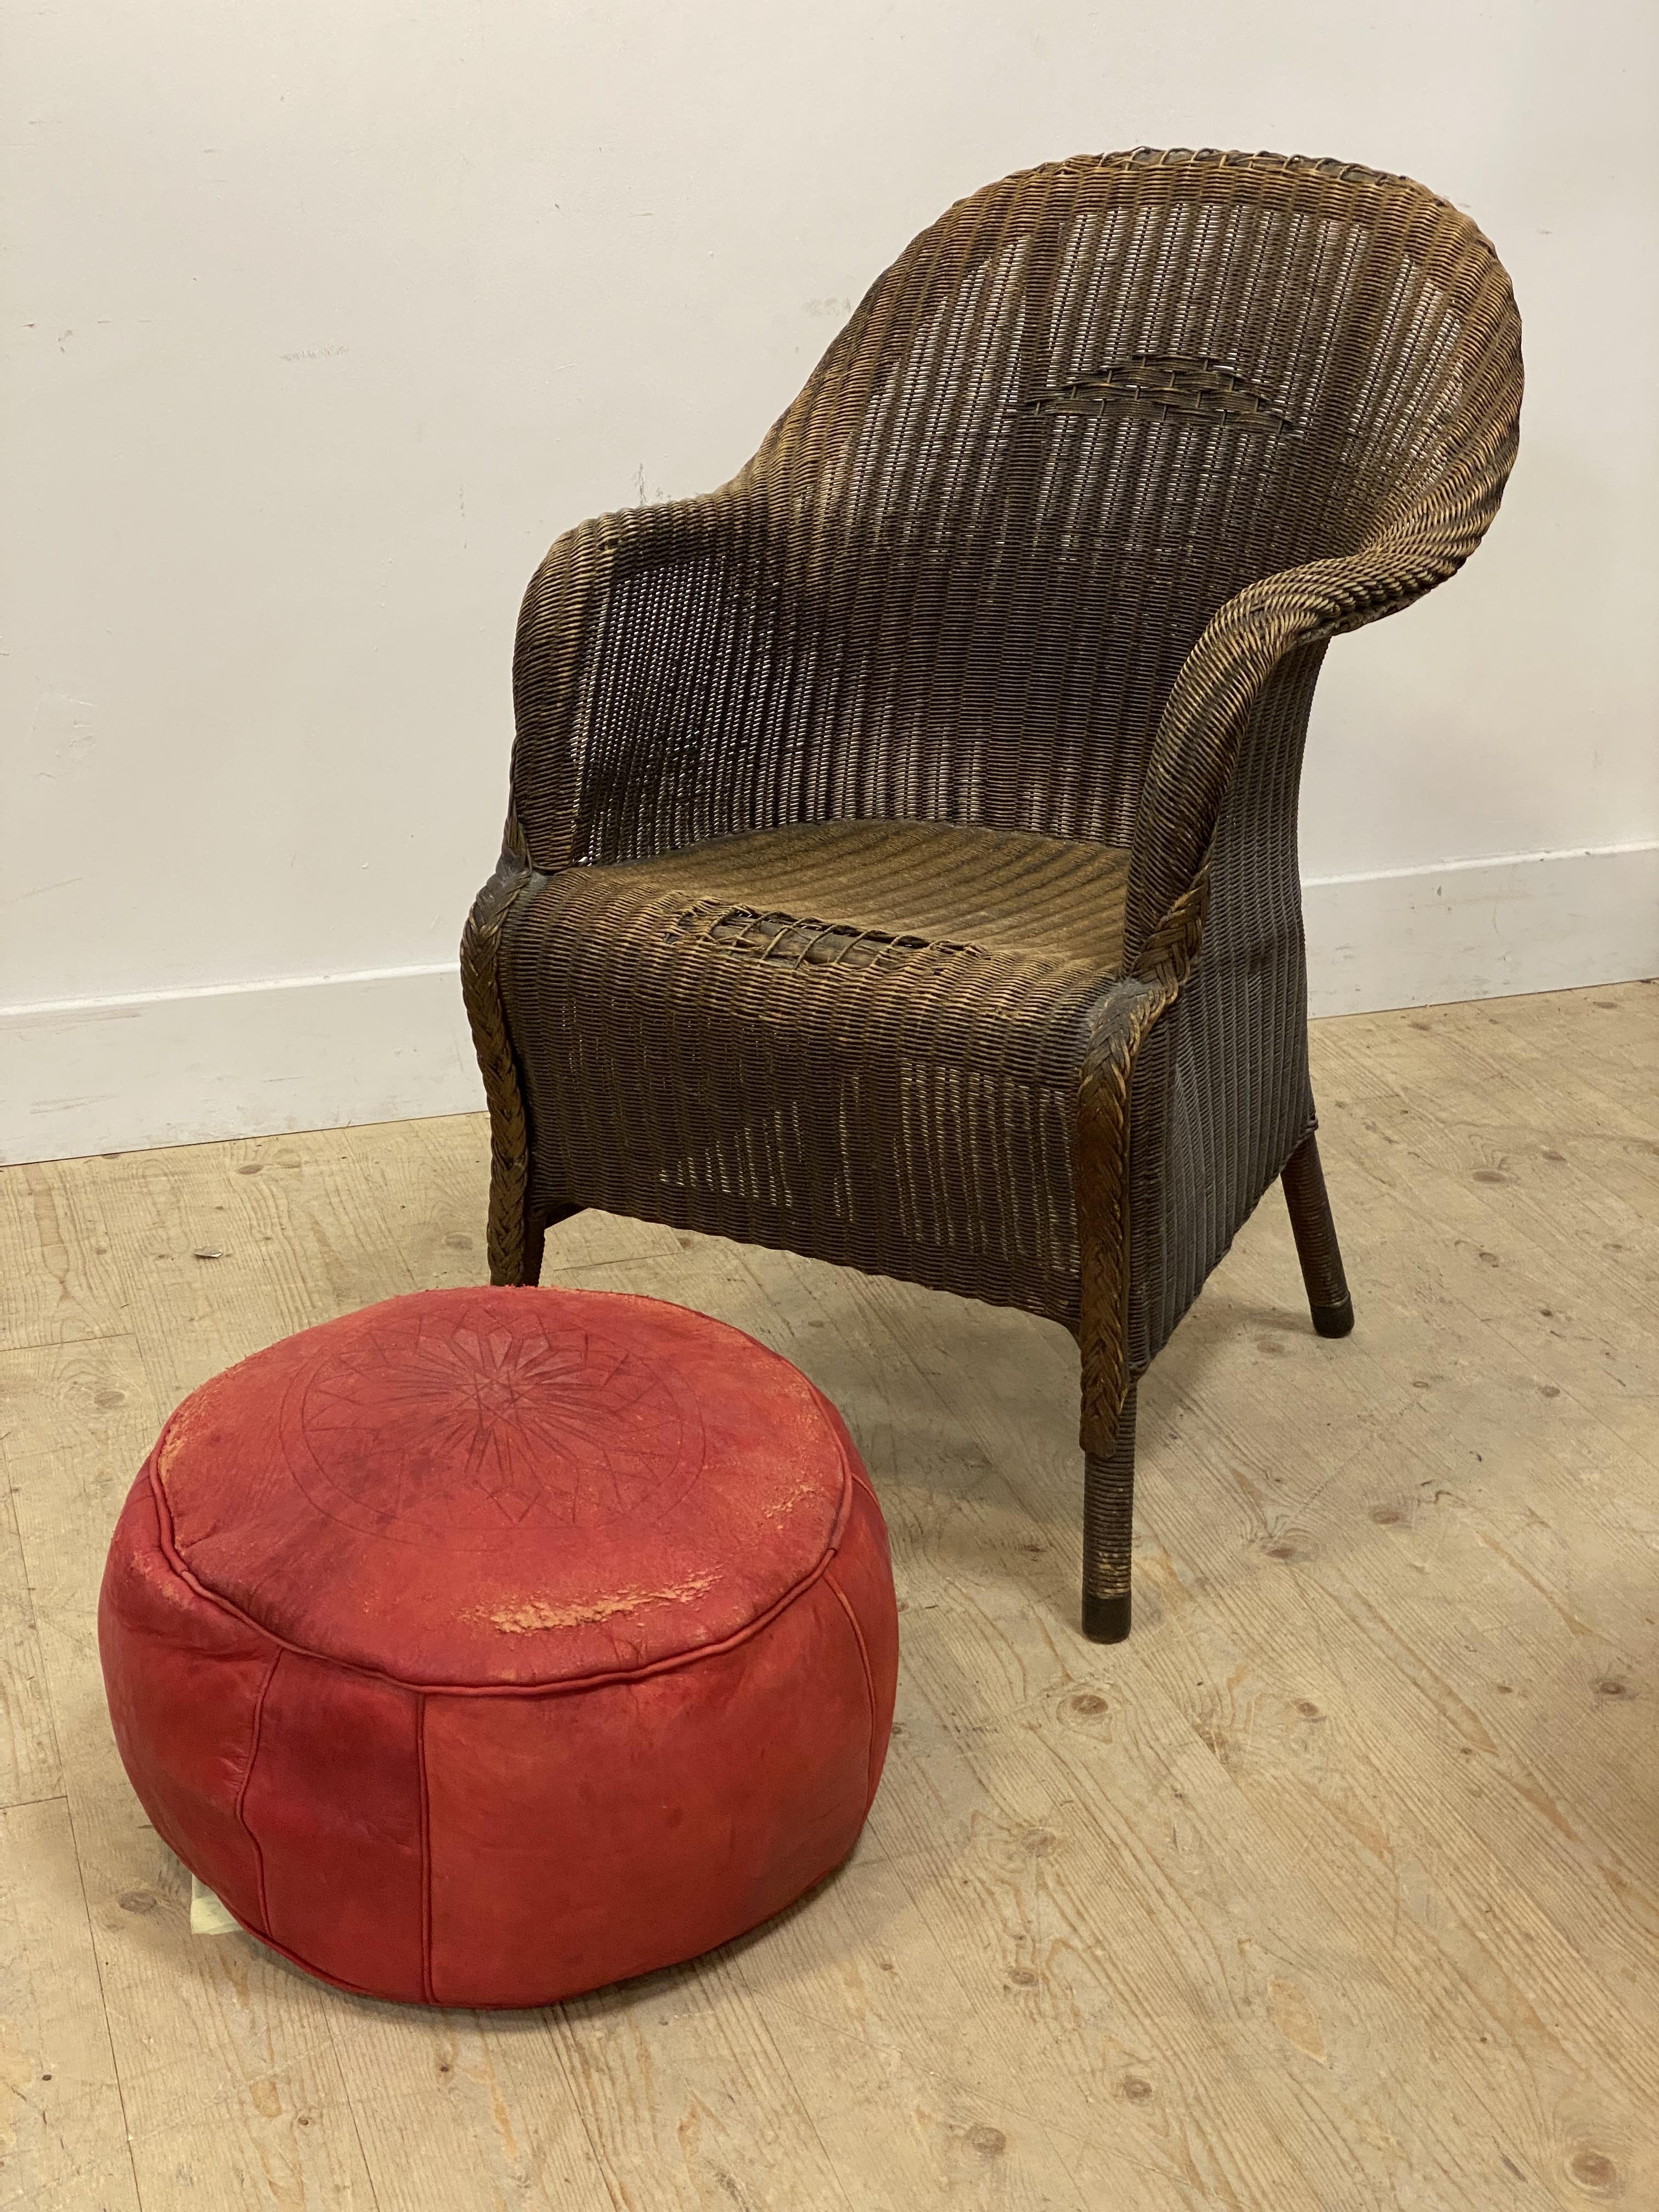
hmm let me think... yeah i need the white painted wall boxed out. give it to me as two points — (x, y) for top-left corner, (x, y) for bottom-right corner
(4, 1), (1656, 1161)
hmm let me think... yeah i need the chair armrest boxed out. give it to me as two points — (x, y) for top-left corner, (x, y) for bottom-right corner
(1121, 406), (1519, 968)
(509, 486), (768, 871)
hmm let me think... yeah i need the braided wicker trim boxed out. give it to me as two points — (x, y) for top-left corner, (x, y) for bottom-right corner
(1075, 874), (1210, 1454)
(460, 842), (541, 1285)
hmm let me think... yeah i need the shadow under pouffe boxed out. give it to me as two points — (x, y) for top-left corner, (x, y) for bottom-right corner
(98, 1286), (899, 2007)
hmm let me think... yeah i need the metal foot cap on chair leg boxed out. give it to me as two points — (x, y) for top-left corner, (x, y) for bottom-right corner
(1311, 1293), (1355, 1339)
(1082, 1590), (1132, 1644)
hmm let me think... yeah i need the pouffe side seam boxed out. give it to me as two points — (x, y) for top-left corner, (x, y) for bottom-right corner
(822, 1571), (880, 1813)
(234, 1649), (282, 1938)
(143, 1449), (856, 1697)
(417, 1694), (435, 2004)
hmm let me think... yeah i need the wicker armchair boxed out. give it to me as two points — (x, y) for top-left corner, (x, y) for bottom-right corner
(462, 149), (1522, 1642)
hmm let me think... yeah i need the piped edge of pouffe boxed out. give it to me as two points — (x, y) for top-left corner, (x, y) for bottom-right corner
(137, 1380), (860, 1696)
(148, 1285), (867, 1688)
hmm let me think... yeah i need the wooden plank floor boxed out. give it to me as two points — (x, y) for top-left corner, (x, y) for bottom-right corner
(1, 979), (1655, 2211)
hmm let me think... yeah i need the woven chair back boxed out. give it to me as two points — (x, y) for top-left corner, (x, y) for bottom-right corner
(585, 150), (1518, 864)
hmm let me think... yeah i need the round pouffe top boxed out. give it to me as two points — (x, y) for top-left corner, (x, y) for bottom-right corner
(99, 1286), (898, 2008)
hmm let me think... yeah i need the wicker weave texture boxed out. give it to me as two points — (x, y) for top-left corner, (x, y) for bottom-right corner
(463, 148), (1521, 1620)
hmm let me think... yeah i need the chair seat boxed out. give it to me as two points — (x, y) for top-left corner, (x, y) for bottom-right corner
(500, 820), (1136, 1317)
(585, 819), (1132, 972)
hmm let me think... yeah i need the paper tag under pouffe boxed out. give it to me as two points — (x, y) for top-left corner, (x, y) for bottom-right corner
(190, 1874), (241, 1936)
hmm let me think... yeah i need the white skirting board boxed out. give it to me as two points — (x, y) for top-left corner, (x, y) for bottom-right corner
(3, 843), (1654, 1167)
(1299, 841), (1658, 1016)
(1, 963), (484, 1169)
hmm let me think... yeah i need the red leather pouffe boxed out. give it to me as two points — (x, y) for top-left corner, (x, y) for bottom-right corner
(98, 1286), (898, 2007)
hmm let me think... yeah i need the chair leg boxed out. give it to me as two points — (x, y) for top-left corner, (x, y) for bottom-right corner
(494, 1197), (584, 1288)
(1281, 1132), (1355, 1339)
(518, 1207), (547, 1289)
(1082, 1382), (1137, 1644)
